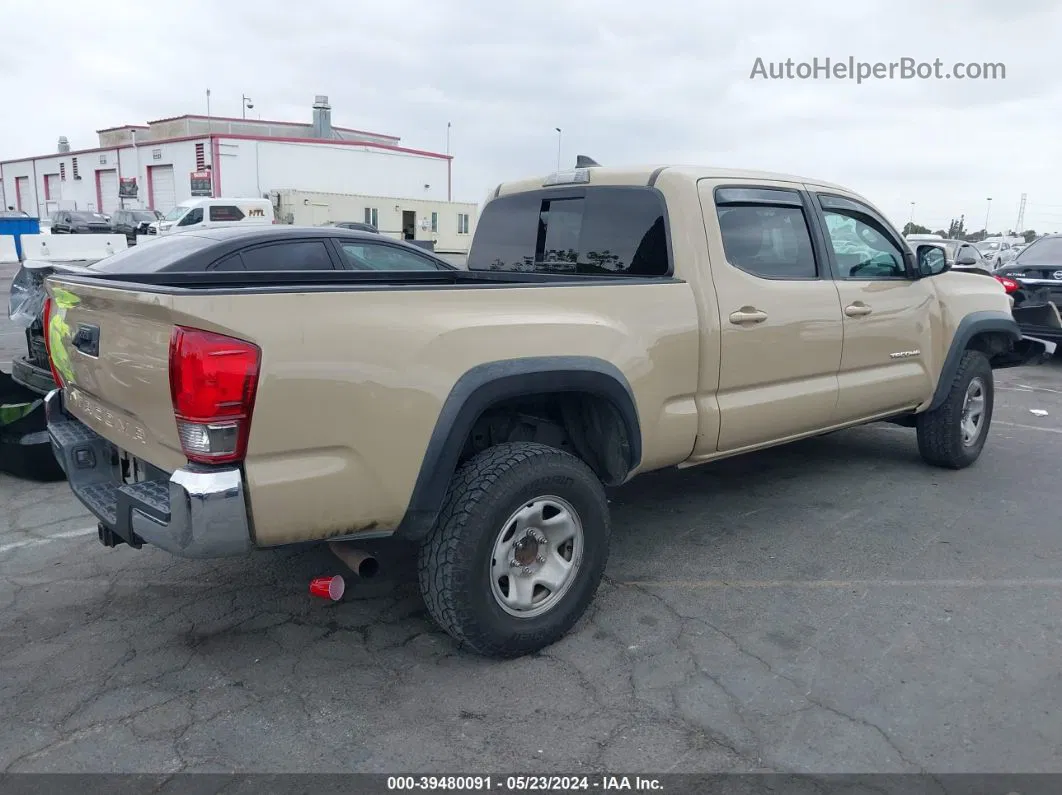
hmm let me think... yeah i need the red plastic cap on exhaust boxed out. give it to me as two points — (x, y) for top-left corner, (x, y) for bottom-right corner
(168, 326), (261, 465)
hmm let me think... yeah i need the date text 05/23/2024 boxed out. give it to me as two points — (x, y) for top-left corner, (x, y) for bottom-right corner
(386, 776), (665, 791)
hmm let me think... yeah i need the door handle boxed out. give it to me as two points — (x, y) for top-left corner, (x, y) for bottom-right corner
(729, 309), (768, 325)
(72, 324), (100, 357)
(844, 303), (872, 317)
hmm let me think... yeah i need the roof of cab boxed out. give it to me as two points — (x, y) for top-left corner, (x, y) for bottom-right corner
(492, 164), (850, 198)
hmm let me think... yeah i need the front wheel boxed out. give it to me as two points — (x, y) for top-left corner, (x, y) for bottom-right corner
(916, 349), (994, 469)
(418, 442), (610, 658)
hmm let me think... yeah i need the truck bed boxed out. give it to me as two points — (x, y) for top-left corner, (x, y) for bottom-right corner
(44, 268), (701, 547)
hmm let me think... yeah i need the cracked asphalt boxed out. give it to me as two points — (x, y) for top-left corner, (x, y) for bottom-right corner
(2, 259), (1062, 774)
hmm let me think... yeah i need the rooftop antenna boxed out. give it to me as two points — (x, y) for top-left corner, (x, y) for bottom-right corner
(575, 155), (600, 168)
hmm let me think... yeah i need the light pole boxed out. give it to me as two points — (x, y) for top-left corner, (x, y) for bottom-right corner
(555, 127), (562, 170)
(242, 94), (254, 119)
(446, 121), (451, 155)
(909, 201), (915, 225)
(984, 197), (992, 238)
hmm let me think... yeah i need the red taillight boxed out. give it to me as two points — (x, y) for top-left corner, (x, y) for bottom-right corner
(41, 297), (63, 387)
(168, 326), (261, 465)
(994, 275), (1019, 293)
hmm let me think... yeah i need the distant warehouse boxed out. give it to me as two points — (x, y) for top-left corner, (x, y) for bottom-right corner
(0, 94), (478, 254)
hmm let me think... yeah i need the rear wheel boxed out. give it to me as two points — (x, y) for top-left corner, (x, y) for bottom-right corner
(916, 350), (993, 469)
(418, 442), (610, 658)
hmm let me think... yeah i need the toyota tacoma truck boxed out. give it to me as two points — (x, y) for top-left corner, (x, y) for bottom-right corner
(40, 161), (1043, 658)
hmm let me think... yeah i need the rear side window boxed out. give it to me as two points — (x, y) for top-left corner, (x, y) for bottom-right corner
(338, 242), (444, 271)
(210, 205), (245, 222)
(240, 241), (335, 270)
(715, 187), (818, 280)
(467, 187), (670, 276)
(91, 234), (214, 273)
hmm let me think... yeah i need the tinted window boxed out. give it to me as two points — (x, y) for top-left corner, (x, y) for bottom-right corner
(211, 253), (245, 271)
(1015, 237), (1062, 264)
(178, 207), (203, 226)
(131, 211), (157, 223)
(90, 234), (214, 273)
(821, 210), (906, 279)
(467, 187), (670, 276)
(240, 241), (335, 270)
(70, 211), (107, 223)
(210, 205), (245, 222)
(466, 193), (540, 272)
(339, 242), (444, 271)
(716, 205), (817, 279)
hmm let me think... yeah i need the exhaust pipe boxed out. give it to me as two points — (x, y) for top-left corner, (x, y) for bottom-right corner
(328, 540), (380, 578)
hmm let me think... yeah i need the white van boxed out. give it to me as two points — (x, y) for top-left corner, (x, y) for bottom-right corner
(151, 198), (275, 236)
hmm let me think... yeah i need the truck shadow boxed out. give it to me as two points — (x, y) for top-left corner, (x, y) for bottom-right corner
(264, 421), (924, 599)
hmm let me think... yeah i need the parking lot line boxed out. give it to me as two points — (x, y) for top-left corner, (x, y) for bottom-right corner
(995, 420), (1062, 434)
(620, 578), (1062, 589)
(0, 526), (97, 555)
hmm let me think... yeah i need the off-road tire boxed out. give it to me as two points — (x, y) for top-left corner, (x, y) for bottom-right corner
(417, 442), (610, 658)
(916, 349), (994, 469)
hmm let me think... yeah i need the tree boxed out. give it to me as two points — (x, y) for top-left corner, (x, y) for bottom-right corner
(903, 222), (931, 236)
(1021, 229), (1037, 243)
(946, 215), (967, 240)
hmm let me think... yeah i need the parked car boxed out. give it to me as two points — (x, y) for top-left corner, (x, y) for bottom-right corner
(110, 209), (162, 244)
(50, 210), (112, 234)
(994, 234), (1062, 347)
(40, 162), (1044, 658)
(975, 238), (1019, 269)
(150, 198), (275, 236)
(7, 226), (455, 400)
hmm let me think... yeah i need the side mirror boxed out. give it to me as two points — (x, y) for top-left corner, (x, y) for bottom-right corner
(917, 245), (950, 276)
(955, 253), (978, 266)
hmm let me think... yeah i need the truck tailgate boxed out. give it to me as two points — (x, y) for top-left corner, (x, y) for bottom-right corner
(46, 278), (186, 473)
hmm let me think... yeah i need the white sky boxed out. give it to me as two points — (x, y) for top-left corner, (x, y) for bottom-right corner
(3, 0), (1061, 233)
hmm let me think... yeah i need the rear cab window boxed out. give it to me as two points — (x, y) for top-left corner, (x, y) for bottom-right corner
(466, 186), (671, 276)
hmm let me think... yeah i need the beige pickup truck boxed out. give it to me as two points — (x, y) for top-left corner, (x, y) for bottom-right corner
(41, 161), (1040, 657)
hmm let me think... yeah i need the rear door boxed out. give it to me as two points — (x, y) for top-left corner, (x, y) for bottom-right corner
(696, 180), (845, 453)
(809, 191), (939, 422)
(97, 169), (119, 214)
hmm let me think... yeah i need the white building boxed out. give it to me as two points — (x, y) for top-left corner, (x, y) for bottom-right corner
(0, 95), (476, 252)
(275, 189), (477, 255)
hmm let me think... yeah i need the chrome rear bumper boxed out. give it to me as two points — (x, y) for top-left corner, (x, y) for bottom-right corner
(44, 388), (253, 558)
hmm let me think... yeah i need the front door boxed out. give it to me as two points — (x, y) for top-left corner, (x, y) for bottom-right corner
(695, 181), (845, 454)
(402, 210), (416, 240)
(810, 192), (939, 422)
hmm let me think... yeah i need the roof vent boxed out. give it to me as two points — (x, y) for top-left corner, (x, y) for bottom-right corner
(57, 136), (71, 153)
(312, 95), (333, 139)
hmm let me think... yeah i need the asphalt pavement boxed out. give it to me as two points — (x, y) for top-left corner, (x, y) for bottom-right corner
(2, 258), (1061, 774)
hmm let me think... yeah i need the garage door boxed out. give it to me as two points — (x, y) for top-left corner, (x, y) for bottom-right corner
(149, 165), (176, 213)
(45, 174), (60, 202)
(15, 176), (30, 213)
(97, 169), (119, 214)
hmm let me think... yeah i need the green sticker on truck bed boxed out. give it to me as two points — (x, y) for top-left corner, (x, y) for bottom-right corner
(48, 287), (81, 385)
